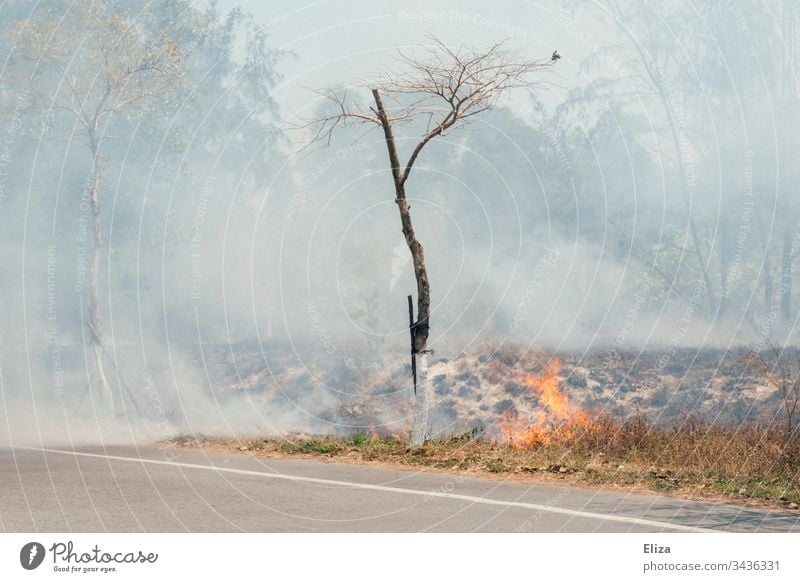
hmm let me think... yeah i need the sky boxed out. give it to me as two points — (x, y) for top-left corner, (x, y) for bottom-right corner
(213, 0), (601, 119)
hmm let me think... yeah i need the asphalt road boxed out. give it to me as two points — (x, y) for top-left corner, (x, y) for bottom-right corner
(1, 444), (799, 532)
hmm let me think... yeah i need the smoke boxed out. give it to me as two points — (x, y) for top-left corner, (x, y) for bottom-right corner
(0, 0), (798, 445)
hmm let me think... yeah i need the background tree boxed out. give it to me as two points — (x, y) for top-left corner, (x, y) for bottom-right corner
(303, 38), (556, 443)
(8, 1), (183, 415)
(564, 0), (723, 318)
(561, 0), (800, 335)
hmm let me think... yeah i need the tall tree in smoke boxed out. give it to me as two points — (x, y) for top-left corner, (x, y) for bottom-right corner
(565, 0), (800, 331)
(303, 37), (556, 443)
(8, 1), (183, 415)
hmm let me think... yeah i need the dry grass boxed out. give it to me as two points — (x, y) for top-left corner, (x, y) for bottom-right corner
(172, 414), (800, 510)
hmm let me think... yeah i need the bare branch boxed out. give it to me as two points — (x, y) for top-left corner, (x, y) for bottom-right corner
(297, 35), (555, 172)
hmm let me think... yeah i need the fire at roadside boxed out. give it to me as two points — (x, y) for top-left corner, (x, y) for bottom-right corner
(189, 342), (792, 442)
(171, 344), (800, 510)
(493, 357), (591, 448)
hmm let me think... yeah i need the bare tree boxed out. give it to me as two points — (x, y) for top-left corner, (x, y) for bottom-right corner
(8, 1), (183, 416)
(301, 37), (556, 443)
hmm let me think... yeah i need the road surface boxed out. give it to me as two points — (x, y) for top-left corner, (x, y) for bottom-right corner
(1, 444), (798, 532)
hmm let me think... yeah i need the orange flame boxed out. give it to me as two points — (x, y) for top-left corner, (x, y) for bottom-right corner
(498, 357), (588, 448)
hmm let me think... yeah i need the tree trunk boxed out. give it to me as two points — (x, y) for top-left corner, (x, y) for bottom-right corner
(88, 162), (114, 416)
(409, 352), (429, 445)
(372, 89), (432, 444)
(395, 194), (431, 352)
(371, 89), (431, 351)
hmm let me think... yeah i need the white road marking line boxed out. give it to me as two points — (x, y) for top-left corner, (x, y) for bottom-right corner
(4, 445), (716, 532)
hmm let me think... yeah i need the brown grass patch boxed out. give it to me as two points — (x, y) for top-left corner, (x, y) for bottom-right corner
(171, 414), (800, 510)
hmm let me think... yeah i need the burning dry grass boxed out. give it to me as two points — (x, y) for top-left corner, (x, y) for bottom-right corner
(174, 417), (800, 510)
(495, 356), (590, 447)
